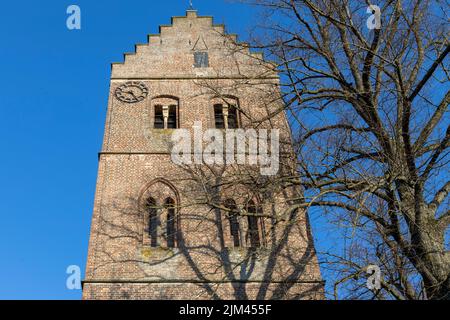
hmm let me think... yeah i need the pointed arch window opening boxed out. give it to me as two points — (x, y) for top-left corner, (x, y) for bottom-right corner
(224, 199), (241, 247)
(145, 196), (178, 248)
(165, 197), (177, 248)
(146, 197), (159, 247)
(246, 200), (264, 248)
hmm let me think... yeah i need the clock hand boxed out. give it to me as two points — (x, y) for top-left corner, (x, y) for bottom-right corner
(125, 90), (138, 99)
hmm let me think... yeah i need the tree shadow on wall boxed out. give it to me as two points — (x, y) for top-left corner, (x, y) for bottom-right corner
(87, 161), (323, 300)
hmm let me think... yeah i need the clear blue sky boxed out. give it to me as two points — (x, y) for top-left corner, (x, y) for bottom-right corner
(0, 0), (329, 299)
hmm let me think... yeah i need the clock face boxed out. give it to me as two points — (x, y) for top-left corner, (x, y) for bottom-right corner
(115, 81), (149, 103)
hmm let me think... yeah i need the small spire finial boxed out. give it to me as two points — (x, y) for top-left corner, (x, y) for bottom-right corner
(188, 0), (194, 10)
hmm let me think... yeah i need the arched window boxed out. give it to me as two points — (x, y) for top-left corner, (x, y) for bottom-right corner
(154, 104), (178, 129)
(165, 198), (176, 248)
(247, 200), (261, 248)
(214, 103), (239, 129)
(224, 199), (241, 247)
(141, 178), (180, 248)
(146, 197), (159, 247)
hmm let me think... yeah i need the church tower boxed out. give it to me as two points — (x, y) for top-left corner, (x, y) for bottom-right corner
(83, 10), (324, 300)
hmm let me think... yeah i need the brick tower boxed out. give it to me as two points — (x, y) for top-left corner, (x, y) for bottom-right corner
(83, 10), (324, 300)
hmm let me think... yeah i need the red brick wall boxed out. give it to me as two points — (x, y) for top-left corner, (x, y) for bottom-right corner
(83, 10), (324, 300)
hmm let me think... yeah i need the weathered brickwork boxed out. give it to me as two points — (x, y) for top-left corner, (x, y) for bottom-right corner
(83, 10), (324, 300)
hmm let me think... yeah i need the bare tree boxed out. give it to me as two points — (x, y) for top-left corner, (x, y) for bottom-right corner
(207, 0), (450, 299)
